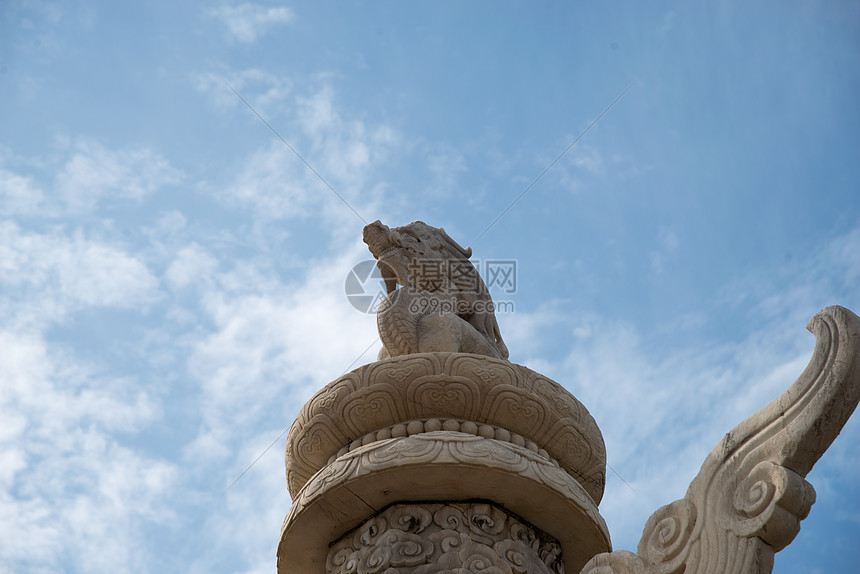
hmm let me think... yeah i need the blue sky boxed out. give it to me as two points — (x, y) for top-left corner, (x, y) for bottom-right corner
(1, 2), (859, 573)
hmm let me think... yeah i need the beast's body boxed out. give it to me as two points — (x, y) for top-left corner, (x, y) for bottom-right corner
(363, 220), (508, 360)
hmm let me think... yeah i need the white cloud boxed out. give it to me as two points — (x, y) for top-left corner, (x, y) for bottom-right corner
(0, 158), (176, 569)
(572, 146), (605, 175)
(0, 139), (181, 216)
(649, 226), (679, 274)
(0, 222), (160, 328)
(0, 168), (44, 215)
(658, 226), (679, 252)
(295, 86), (399, 178)
(166, 243), (218, 291)
(503, 302), (852, 554)
(218, 141), (317, 220)
(507, 224), (860, 554)
(54, 138), (182, 212)
(0, 328), (175, 574)
(180, 243), (389, 567)
(296, 84), (338, 135)
(191, 430), (291, 574)
(496, 299), (571, 361)
(423, 144), (468, 198)
(186, 242), (380, 452)
(209, 3), (294, 43)
(193, 68), (292, 112)
(207, 81), (398, 227)
(547, 143), (651, 195)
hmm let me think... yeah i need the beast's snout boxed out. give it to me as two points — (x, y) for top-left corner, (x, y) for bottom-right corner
(363, 220), (394, 258)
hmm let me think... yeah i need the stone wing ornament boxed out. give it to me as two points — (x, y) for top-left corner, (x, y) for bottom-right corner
(581, 305), (860, 574)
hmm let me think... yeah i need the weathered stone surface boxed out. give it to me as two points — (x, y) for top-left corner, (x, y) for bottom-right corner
(279, 431), (610, 574)
(363, 220), (508, 360)
(327, 502), (564, 574)
(284, 352), (607, 504)
(580, 305), (860, 574)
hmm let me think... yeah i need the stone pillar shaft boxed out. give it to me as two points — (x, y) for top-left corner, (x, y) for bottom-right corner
(327, 501), (563, 574)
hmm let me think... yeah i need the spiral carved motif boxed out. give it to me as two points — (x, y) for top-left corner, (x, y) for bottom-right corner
(638, 499), (695, 572)
(579, 550), (652, 574)
(327, 502), (564, 574)
(726, 460), (815, 551)
(576, 307), (860, 574)
(278, 432), (610, 574)
(733, 461), (779, 519)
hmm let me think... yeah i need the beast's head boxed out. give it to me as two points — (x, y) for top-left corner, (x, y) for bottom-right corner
(363, 219), (508, 359)
(363, 220), (471, 294)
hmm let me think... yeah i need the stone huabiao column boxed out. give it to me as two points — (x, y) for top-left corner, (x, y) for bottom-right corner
(279, 221), (611, 573)
(277, 220), (860, 574)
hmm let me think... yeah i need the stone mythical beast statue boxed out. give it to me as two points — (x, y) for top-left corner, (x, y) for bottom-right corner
(363, 220), (508, 360)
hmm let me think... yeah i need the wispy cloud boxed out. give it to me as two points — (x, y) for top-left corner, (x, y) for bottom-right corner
(294, 85), (399, 181)
(185, 241), (380, 439)
(208, 3), (294, 43)
(0, 222), (161, 330)
(202, 78), (399, 230)
(192, 68), (292, 112)
(0, 144), (372, 572)
(0, 168), (44, 215)
(55, 138), (182, 212)
(572, 146), (605, 175)
(649, 226), (679, 274)
(165, 243), (219, 291)
(543, 143), (648, 196)
(660, 10), (677, 35)
(0, 327), (175, 574)
(422, 143), (468, 198)
(0, 138), (181, 216)
(506, 223), (860, 553)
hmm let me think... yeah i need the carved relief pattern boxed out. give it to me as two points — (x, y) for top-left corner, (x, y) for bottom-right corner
(579, 306), (860, 574)
(325, 417), (557, 466)
(285, 352), (606, 504)
(327, 502), (564, 574)
(282, 432), (609, 551)
(290, 433), (602, 525)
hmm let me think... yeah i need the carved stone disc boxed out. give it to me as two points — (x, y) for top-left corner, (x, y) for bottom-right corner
(285, 352), (607, 504)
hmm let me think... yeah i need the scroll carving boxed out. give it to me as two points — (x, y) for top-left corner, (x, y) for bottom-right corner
(327, 502), (563, 574)
(580, 306), (860, 574)
(286, 433), (603, 524)
(278, 431), (611, 574)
